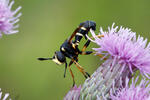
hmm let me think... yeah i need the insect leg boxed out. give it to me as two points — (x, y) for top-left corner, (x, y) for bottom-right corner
(92, 52), (107, 60)
(90, 34), (104, 39)
(80, 40), (93, 55)
(82, 34), (104, 52)
(81, 51), (93, 55)
(81, 34), (107, 59)
(73, 60), (90, 78)
(96, 34), (104, 38)
(82, 40), (91, 52)
(81, 51), (107, 60)
(64, 62), (67, 78)
(81, 34), (103, 53)
(79, 39), (93, 55)
(74, 63), (88, 78)
(68, 61), (75, 87)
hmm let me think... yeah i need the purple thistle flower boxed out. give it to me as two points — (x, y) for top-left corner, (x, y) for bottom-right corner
(0, 88), (11, 100)
(0, 0), (22, 37)
(110, 77), (150, 100)
(64, 85), (81, 100)
(80, 59), (124, 100)
(89, 23), (150, 78)
(80, 24), (150, 99)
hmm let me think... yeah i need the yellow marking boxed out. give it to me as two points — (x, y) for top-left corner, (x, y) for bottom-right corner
(61, 47), (65, 51)
(76, 32), (83, 36)
(72, 43), (76, 48)
(52, 55), (63, 65)
(75, 42), (79, 45)
(81, 27), (86, 30)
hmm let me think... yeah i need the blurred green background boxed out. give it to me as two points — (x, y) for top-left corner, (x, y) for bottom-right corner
(0, 0), (150, 100)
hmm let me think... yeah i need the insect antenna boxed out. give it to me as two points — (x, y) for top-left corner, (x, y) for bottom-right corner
(37, 58), (52, 61)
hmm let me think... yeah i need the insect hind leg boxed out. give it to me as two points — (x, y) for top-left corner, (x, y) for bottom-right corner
(73, 60), (90, 78)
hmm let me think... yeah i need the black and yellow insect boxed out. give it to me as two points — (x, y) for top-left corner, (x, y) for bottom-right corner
(38, 21), (104, 86)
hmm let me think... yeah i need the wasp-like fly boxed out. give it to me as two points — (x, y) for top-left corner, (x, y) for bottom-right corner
(38, 21), (104, 86)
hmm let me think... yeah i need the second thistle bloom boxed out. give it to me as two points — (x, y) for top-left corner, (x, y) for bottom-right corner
(64, 85), (81, 100)
(0, 0), (22, 37)
(110, 77), (150, 100)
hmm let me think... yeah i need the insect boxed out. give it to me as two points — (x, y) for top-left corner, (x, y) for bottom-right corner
(38, 21), (104, 86)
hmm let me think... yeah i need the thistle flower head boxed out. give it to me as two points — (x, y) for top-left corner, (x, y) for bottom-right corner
(0, 88), (11, 100)
(89, 23), (150, 77)
(64, 85), (81, 100)
(0, 0), (22, 37)
(110, 77), (150, 100)
(80, 59), (127, 100)
(80, 24), (150, 99)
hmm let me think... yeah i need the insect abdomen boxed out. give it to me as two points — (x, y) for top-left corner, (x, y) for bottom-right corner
(74, 21), (96, 44)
